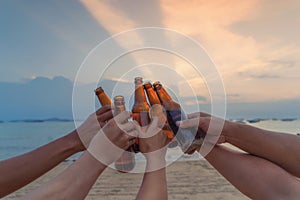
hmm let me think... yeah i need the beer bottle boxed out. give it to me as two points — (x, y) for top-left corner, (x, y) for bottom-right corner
(95, 86), (112, 106)
(95, 88), (135, 172)
(144, 82), (175, 138)
(131, 77), (151, 153)
(113, 95), (136, 172)
(144, 82), (179, 148)
(153, 81), (204, 153)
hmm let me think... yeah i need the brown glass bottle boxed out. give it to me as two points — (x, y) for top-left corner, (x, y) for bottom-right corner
(113, 95), (136, 173)
(153, 81), (205, 153)
(131, 77), (151, 153)
(144, 82), (178, 148)
(95, 87), (112, 106)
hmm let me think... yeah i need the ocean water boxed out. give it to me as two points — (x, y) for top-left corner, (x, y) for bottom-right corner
(0, 122), (76, 161)
(0, 120), (299, 161)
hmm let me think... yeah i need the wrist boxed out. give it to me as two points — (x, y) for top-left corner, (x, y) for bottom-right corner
(223, 121), (240, 139)
(145, 154), (166, 162)
(223, 121), (248, 146)
(84, 151), (107, 171)
(144, 151), (166, 172)
(66, 130), (85, 153)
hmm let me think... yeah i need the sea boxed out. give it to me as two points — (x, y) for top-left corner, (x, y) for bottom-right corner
(0, 119), (299, 162)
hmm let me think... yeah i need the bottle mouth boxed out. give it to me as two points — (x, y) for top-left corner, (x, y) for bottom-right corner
(114, 95), (125, 105)
(152, 81), (162, 89)
(134, 77), (143, 84)
(94, 86), (104, 95)
(143, 82), (152, 89)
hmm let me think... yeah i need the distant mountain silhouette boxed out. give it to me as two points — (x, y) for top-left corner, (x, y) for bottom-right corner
(0, 76), (73, 121)
(0, 76), (299, 121)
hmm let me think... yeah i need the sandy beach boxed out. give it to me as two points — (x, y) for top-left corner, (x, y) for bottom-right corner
(4, 159), (248, 200)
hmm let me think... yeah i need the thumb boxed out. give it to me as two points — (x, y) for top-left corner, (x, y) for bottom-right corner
(176, 118), (200, 128)
(139, 117), (161, 138)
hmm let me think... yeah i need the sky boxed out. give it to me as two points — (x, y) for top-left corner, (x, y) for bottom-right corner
(0, 0), (299, 119)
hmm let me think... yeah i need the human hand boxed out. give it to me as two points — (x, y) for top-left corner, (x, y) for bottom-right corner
(137, 105), (171, 171)
(138, 124), (170, 155)
(75, 105), (113, 151)
(88, 111), (139, 166)
(138, 105), (171, 153)
(176, 112), (229, 153)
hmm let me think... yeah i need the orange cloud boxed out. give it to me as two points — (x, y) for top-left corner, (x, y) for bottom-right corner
(80, 0), (300, 102)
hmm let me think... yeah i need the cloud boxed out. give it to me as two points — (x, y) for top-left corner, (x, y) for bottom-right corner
(80, 0), (300, 103)
(250, 74), (280, 79)
(159, 0), (300, 102)
(80, 0), (145, 48)
(238, 72), (280, 79)
(269, 60), (295, 69)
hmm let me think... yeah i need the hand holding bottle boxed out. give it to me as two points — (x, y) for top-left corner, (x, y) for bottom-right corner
(88, 111), (139, 166)
(176, 112), (227, 147)
(137, 104), (172, 171)
(75, 105), (113, 151)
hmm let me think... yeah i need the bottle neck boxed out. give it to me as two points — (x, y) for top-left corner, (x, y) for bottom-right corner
(145, 87), (161, 106)
(114, 104), (126, 115)
(114, 96), (126, 115)
(134, 83), (148, 104)
(95, 87), (112, 106)
(100, 93), (113, 106)
(155, 86), (173, 106)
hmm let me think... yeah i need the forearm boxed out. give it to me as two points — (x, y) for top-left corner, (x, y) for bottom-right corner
(0, 130), (82, 197)
(205, 145), (300, 199)
(23, 151), (106, 200)
(136, 156), (167, 200)
(225, 123), (300, 177)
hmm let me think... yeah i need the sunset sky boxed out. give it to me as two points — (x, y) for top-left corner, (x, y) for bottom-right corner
(1, 0), (300, 118)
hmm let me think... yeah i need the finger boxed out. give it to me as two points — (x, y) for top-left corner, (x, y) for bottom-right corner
(187, 112), (211, 119)
(97, 110), (113, 123)
(114, 111), (131, 124)
(187, 112), (200, 119)
(125, 129), (139, 139)
(176, 118), (200, 128)
(140, 117), (161, 138)
(150, 104), (165, 118)
(119, 121), (138, 132)
(200, 112), (212, 118)
(217, 135), (226, 144)
(205, 135), (222, 145)
(96, 105), (112, 115)
(132, 120), (142, 133)
(127, 133), (138, 141)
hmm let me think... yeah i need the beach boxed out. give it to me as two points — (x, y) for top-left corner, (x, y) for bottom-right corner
(2, 120), (298, 199)
(3, 159), (248, 200)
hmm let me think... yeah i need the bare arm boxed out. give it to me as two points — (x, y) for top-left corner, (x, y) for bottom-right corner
(23, 111), (138, 200)
(205, 145), (300, 200)
(136, 111), (170, 200)
(0, 132), (80, 198)
(225, 122), (300, 177)
(136, 156), (167, 200)
(22, 151), (106, 200)
(178, 112), (300, 177)
(0, 105), (112, 197)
